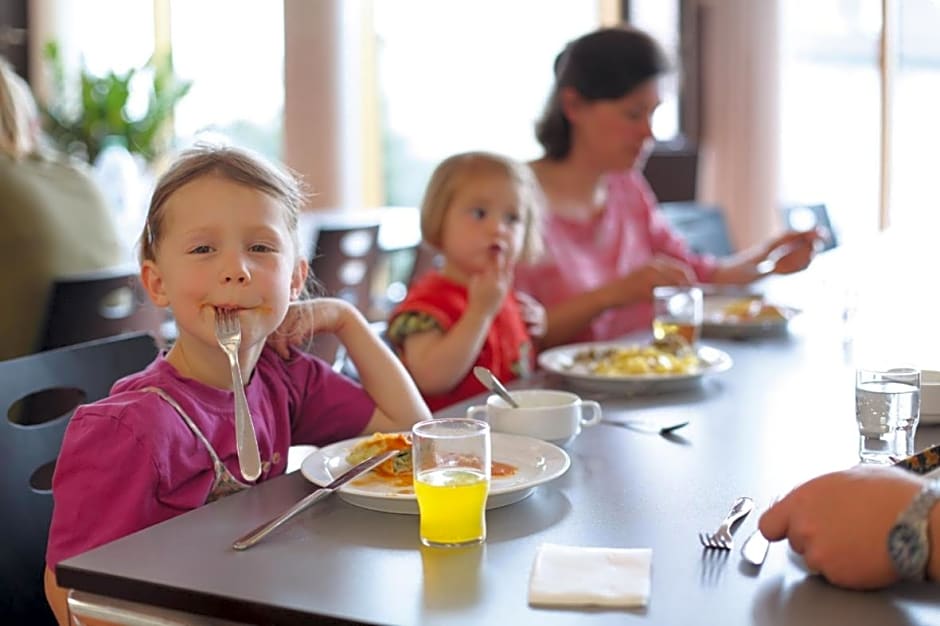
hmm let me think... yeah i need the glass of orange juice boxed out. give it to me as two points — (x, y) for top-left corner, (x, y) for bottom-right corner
(412, 418), (491, 548)
(652, 285), (703, 345)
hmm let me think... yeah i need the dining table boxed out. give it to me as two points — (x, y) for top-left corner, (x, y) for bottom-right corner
(56, 227), (940, 625)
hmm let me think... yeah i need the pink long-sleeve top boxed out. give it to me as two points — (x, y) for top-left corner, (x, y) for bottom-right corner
(514, 170), (718, 343)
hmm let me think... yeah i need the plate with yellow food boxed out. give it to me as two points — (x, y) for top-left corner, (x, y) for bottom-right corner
(702, 295), (800, 338)
(301, 431), (570, 514)
(537, 340), (733, 395)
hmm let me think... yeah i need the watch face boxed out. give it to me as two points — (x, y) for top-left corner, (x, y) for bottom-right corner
(888, 523), (927, 578)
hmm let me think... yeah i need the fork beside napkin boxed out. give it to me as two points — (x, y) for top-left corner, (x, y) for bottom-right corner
(528, 543), (652, 608)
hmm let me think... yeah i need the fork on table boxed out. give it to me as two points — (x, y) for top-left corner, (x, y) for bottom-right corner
(699, 496), (754, 550)
(215, 308), (262, 482)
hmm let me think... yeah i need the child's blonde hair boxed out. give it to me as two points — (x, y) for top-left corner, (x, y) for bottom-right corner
(139, 143), (308, 264)
(420, 151), (542, 264)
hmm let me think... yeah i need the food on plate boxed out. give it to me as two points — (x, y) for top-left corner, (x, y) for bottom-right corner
(717, 298), (789, 323)
(345, 432), (518, 491)
(571, 344), (701, 376)
(346, 432), (413, 477)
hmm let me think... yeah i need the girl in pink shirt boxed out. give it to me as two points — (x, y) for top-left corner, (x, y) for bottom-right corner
(44, 145), (430, 623)
(515, 26), (825, 347)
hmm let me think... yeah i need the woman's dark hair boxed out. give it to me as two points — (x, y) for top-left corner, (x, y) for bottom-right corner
(535, 26), (670, 159)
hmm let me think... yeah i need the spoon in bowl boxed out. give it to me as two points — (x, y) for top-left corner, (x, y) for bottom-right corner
(472, 366), (520, 408)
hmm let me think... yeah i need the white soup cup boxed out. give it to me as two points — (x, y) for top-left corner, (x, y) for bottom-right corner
(465, 389), (602, 448)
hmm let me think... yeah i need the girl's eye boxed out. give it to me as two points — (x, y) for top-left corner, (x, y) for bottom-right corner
(505, 212), (521, 225)
(189, 245), (213, 254)
(471, 207), (487, 220)
(249, 243), (276, 253)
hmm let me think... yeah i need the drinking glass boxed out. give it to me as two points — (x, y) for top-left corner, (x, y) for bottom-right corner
(412, 418), (491, 548)
(652, 285), (703, 345)
(855, 367), (921, 464)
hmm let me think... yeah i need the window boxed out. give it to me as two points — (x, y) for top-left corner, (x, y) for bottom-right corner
(169, 1), (284, 160)
(373, 0), (605, 205)
(779, 0), (882, 243)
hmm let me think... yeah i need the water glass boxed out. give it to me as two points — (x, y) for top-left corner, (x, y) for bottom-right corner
(412, 418), (491, 548)
(855, 367), (921, 464)
(652, 285), (703, 345)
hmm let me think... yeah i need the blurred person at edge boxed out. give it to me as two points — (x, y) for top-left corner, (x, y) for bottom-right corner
(514, 27), (826, 348)
(0, 57), (125, 360)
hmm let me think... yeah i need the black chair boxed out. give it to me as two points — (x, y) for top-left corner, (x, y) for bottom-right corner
(0, 332), (159, 625)
(659, 201), (735, 256)
(781, 203), (838, 251)
(307, 223), (382, 314)
(40, 266), (168, 351)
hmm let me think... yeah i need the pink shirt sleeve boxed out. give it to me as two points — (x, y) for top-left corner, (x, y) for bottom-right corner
(631, 172), (718, 282)
(46, 407), (166, 569)
(282, 350), (376, 444)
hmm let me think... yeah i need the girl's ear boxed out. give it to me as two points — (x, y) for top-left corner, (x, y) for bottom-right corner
(140, 260), (171, 308)
(290, 258), (308, 300)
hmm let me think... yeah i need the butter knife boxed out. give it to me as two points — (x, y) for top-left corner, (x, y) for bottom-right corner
(232, 449), (399, 550)
(740, 527), (770, 566)
(741, 497), (779, 566)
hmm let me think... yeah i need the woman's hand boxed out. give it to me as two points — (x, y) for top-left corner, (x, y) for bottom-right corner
(613, 255), (696, 306)
(761, 229), (827, 275)
(759, 465), (922, 589)
(267, 298), (354, 359)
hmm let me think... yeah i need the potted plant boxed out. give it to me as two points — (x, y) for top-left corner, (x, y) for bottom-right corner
(40, 40), (192, 165)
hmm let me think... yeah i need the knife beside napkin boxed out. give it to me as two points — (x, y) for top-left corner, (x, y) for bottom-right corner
(232, 449), (399, 551)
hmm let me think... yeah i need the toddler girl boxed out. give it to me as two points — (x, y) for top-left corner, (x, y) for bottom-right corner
(388, 151), (544, 411)
(44, 145), (429, 622)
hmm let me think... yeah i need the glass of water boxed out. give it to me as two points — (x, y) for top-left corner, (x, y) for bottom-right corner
(855, 367), (921, 464)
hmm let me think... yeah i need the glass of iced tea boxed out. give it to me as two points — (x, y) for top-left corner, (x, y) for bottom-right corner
(652, 285), (703, 345)
(412, 418), (491, 548)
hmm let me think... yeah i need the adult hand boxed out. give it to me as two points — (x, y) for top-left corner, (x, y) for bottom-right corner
(762, 229), (826, 275)
(615, 255), (696, 305)
(759, 465), (922, 589)
(516, 291), (547, 338)
(467, 253), (513, 320)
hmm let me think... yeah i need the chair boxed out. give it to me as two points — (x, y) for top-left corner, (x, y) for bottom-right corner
(40, 266), (168, 352)
(659, 201), (735, 256)
(781, 203), (838, 251)
(0, 333), (159, 625)
(406, 242), (444, 286)
(307, 223), (383, 316)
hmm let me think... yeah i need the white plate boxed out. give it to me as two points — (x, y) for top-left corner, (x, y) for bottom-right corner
(301, 432), (570, 515)
(537, 341), (733, 395)
(701, 295), (800, 339)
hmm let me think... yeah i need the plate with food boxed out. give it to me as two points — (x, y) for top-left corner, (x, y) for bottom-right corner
(537, 340), (733, 395)
(301, 431), (570, 514)
(701, 295), (800, 339)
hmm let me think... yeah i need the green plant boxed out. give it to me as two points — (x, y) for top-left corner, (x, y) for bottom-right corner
(41, 41), (192, 163)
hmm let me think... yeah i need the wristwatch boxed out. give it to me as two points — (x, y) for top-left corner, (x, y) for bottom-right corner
(887, 479), (940, 580)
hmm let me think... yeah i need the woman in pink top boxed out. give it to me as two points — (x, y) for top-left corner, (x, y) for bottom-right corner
(515, 26), (825, 347)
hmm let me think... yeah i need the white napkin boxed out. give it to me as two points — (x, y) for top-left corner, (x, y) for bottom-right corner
(528, 543), (652, 608)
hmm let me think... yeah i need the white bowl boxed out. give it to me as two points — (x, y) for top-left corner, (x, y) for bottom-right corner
(922, 370), (940, 425)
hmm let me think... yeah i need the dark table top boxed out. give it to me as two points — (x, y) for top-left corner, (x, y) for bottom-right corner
(58, 231), (940, 625)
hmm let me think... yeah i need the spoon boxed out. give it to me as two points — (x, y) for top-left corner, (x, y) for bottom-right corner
(601, 418), (690, 435)
(472, 366), (520, 408)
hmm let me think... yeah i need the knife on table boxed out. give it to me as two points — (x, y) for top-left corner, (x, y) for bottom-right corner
(740, 497), (780, 566)
(232, 449), (399, 551)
